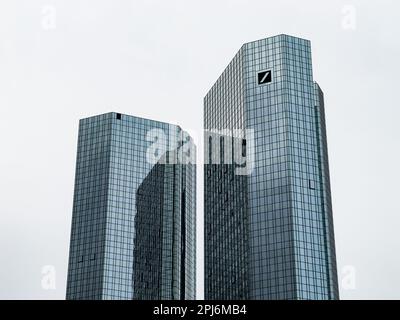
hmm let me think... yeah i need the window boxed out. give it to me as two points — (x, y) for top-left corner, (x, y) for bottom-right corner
(308, 179), (316, 190)
(116, 113), (122, 120)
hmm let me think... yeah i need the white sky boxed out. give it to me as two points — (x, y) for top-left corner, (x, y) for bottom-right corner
(0, 0), (399, 299)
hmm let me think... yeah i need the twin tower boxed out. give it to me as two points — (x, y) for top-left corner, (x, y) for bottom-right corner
(66, 35), (339, 300)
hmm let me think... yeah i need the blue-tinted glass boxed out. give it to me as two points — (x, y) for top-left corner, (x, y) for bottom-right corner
(204, 35), (339, 300)
(66, 112), (196, 300)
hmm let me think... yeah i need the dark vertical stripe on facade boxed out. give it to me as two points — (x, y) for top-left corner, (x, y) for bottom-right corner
(180, 189), (186, 300)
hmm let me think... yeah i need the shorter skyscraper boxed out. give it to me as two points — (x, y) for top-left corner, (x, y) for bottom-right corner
(66, 112), (196, 300)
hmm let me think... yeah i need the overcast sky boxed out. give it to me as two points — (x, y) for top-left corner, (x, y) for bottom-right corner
(0, 0), (399, 299)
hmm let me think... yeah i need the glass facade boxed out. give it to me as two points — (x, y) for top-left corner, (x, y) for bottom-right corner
(66, 112), (196, 300)
(204, 35), (339, 300)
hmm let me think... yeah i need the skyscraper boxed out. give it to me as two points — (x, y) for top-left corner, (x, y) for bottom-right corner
(66, 112), (196, 300)
(204, 35), (339, 300)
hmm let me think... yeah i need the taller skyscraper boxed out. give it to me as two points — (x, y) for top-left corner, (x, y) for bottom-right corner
(204, 35), (339, 300)
(66, 112), (196, 300)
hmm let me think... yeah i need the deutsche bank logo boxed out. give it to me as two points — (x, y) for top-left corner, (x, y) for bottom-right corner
(257, 69), (272, 85)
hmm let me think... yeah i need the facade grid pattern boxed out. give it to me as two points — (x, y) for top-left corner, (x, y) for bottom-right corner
(204, 35), (339, 300)
(67, 112), (196, 300)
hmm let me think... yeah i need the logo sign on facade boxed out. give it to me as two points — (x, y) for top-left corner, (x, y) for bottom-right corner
(257, 70), (272, 85)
